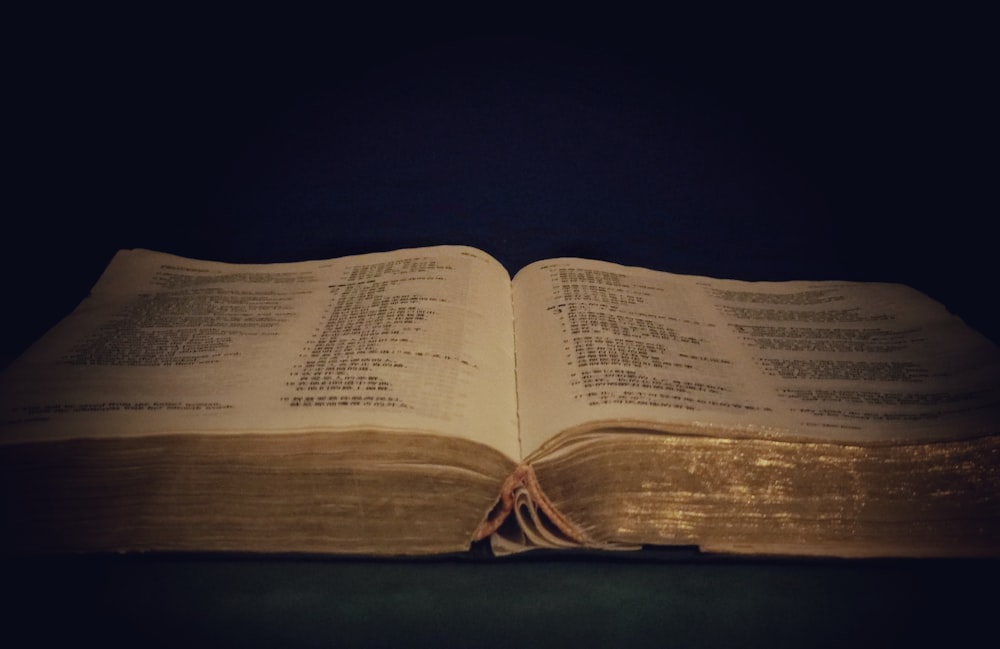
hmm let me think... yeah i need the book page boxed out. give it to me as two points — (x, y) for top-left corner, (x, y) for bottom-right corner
(513, 258), (1000, 456)
(0, 246), (520, 459)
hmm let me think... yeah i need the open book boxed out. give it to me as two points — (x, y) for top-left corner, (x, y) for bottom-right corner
(2, 245), (998, 558)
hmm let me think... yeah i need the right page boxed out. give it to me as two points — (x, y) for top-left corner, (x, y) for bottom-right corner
(512, 258), (1000, 458)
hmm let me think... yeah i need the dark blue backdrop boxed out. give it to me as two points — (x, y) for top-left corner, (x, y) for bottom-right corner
(6, 14), (996, 357)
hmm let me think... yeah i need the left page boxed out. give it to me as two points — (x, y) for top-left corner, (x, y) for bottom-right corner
(0, 246), (520, 460)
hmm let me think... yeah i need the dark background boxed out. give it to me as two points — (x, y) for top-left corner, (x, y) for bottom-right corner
(5, 7), (998, 646)
(5, 8), (997, 367)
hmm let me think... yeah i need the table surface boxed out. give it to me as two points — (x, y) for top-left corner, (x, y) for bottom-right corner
(6, 553), (1000, 648)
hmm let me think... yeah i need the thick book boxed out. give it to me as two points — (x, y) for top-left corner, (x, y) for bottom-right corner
(2, 245), (998, 558)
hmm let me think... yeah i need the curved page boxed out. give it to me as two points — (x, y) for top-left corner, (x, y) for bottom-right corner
(1, 246), (520, 460)
(513, 258), (1000, 457)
